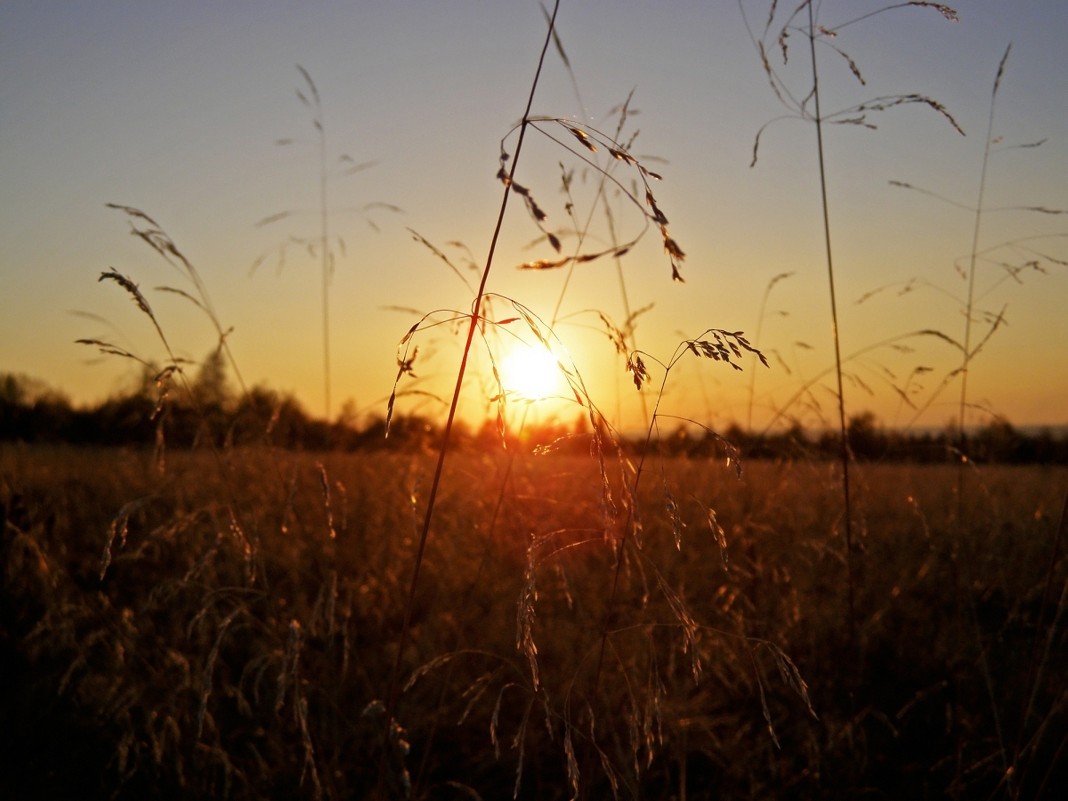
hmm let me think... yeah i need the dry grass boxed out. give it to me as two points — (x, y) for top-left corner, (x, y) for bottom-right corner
(7, 5), (1066, 801)
(3, 444), (1065, 799)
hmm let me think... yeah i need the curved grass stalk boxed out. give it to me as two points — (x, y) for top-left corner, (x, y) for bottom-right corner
(742, 0), (962, 663)
(590, 330), (766, 698)
(105, 204), (252, 403)
(85, 262), (267, 587)
(755, 327), (962, 438)
(378, 2), (562, 790)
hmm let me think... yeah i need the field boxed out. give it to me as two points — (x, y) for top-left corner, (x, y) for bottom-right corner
(3, 6), (1067, 799)
(2, 443), (1065, 800)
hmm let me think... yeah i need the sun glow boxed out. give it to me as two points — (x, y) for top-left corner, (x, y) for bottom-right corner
(500, 344), (565, 401)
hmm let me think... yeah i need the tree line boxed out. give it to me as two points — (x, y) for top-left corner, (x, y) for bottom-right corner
(2, 369), (1066, 463)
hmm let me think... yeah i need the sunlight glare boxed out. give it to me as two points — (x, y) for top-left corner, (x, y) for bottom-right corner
(500, 344), (564, 401)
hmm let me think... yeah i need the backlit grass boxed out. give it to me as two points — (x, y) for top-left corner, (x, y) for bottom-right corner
(3, 444), (1064, 799)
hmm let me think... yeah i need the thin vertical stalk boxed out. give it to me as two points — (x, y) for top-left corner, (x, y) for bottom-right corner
(806, 3), (856, 649)
(318, 108), (332, 420)
(547, 91), (650, 428)
(378, 1), (561, 788)
(951, 51), (1014, 794)
(605, 202), (652, 427)
(957, 46), (1008, 519)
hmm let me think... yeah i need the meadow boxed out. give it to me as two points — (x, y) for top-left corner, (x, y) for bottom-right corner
(2, 443), (1064, 799)
(3, 2), (1067, 799)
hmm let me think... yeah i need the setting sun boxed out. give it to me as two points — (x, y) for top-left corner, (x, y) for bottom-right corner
(499, 343), (564, 401)
(4, 4), (1067, 799)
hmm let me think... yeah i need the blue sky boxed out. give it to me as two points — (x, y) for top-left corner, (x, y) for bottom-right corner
(2, 1), (1066, 432)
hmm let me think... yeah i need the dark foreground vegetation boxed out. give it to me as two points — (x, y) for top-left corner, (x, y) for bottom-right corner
(2, 442), (1065, 800)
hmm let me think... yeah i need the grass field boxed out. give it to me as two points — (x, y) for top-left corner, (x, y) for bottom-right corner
(3, 3), (1067, 799)
(2, 443), (1064, 799)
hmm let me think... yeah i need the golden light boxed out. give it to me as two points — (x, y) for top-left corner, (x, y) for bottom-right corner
(499, 343), (565, 401)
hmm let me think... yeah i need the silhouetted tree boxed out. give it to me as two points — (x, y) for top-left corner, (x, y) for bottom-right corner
(0, 373), (73, 442)
(973, 418), (1021, 463)
(193, 347), (231, 410)
(847, 411), (885, 460)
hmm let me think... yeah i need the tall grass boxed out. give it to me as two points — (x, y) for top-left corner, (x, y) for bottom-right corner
(741, 0), (963, 667)
(885, 46), (1068, 799)
(6, 3), (1067, 800)
(251, 66), (401, 421)
(378, 6), (775, 793)
(380, 5), (562, 785)
(5, 445), (1065, 799)
(884, 45), (1066, 480)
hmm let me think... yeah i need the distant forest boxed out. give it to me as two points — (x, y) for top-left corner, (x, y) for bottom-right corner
(3, 368), (1066, 463)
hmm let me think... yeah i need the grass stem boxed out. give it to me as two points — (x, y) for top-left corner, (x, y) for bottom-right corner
(956, 46), (1009, 521)
(806, 1), (856, 653)
(378, 1), (561, 789)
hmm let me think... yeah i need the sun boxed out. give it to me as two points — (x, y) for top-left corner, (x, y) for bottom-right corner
(500, 343), (564, 401)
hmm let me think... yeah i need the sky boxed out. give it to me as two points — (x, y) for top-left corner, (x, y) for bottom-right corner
(2, 1), (1066, 436)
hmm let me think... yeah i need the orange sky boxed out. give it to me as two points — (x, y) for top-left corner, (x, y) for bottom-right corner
(2, 1), (1066, 434)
